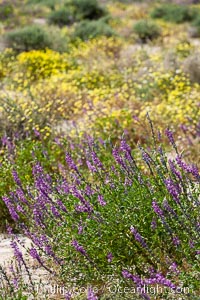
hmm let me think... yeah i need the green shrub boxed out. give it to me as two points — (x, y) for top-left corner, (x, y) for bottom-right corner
(72, 0), (107, 20)
(192, 14), (200, 34)
(133, 19), (161, 42)
(27, 0), (58, 9)
(0, 2), (14, 20)
(151, 4), (197, 23)
(48, 7), (75, 26)
(5, 25), (52, 52)
(73, 20), (116, 40)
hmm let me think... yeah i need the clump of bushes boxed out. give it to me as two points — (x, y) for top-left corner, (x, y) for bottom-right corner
(0, 2), (14, 20)
(191, 14), (200, 36)
(72, 0), (107, 20)
(73, 19), (116, 40)
(48, 7), (75, 26)
(151, 4), (197, 23)
(5, 25), (52, 52)
(133, 19), (161, 42)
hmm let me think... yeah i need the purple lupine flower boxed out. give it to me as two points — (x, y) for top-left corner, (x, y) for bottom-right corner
(71, 240), (87, 256)
(65, 292), (72, 300)
(87, 287), (98, 300)
(29, 247), (45, 268)
(2, 197), (19, 221)
(71, 186), (93, 212)
(120, 139), (132, 161)
(151, 217), (157, 230)
(91, 151), (103, 169)
(75, 204), (92, 213)
(176, 155), (200, 180)
(169, 262), (180, 275)
(163, 200), (177, 217)
(122, 271), (150, 299)
(65, 152), (78, 172)
(145, 272), (176, 289)
(165, 128), (176, 148)
(33, 128), (40, 137)
(10, 241), (23, 264)
(172, 236), (181, 246)
(107, 252), (113, 263)
(32, 162), (44, 176)
(16, 204), (25, 213)
(124, 178), (132, 186)
(97, 195), (106, 206)
(142, 150), (152, 165)
(195, 250), (200, 255)
(78, 225), (83, 234)
(84, 185), (94, 196)
(87, 160), (97, 173)
(12, 170), (21, 186)
(164, 178), (181, 203)
(168, 159), (182, 180)
(189, 240), (195, 248)
(130, 226), (148, 249)
(51, 205), (61, 219)
(15, 188), (29, 205)
(112, 148), (126, 168)
(152, 200), (164, 217)
(56, 199), (68, 213)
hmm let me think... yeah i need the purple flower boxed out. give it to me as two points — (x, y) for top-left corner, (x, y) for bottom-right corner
(120, 140), (132, 161)
(12, 170), (21, 186)
(142, 151), (152, 165)
(172, 236), (181, 246)
(51, 205), (61, 219)
(152, 200), (164, 217)
(2, 197), (19, 221)
(87, 160), (97, 173)
(189, 240), (195, 248)
(91, 151), (103, 169)
(168, 159), (182, 180)
(97, 195), (106, 206)
(75, 204), (92, 213)
(130, 226), (148, 249)
(151, 217), (157, 230)
(65, 292), (72, 300)
(87, 287), (98, 300)
(10, 241), (23, 264)
(169, 262), (180, 275)
(165, 128), (176, 148)
(71, 240), (87, 256)
(164, 178), (181, 203)
(84, 185), (94, 196)
(176, 155), (200, 180)
(65, 152), (78, 172)
(112, 148), (126, 168)
(107, 252), (113, 263)
(78, 225), (83, 234)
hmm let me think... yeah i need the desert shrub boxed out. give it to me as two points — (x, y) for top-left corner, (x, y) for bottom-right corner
(0, 2), (14, 20)
(72, 0), (107, 20)
(151, 4), (197, 23)
(1, 128), (200, 298)
(27, 0), (58, 10)
(48, 7), (75, 26)
(73, 20), (116, 40)
(191, 14), (200, 36)
(5, 25), (52, 52)
(183, 52), (200, 83)
(133, 19), (161, 42)
(0, 3), (13, 19)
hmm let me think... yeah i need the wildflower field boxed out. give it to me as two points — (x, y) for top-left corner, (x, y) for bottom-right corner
(0, 0), (199, 299)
